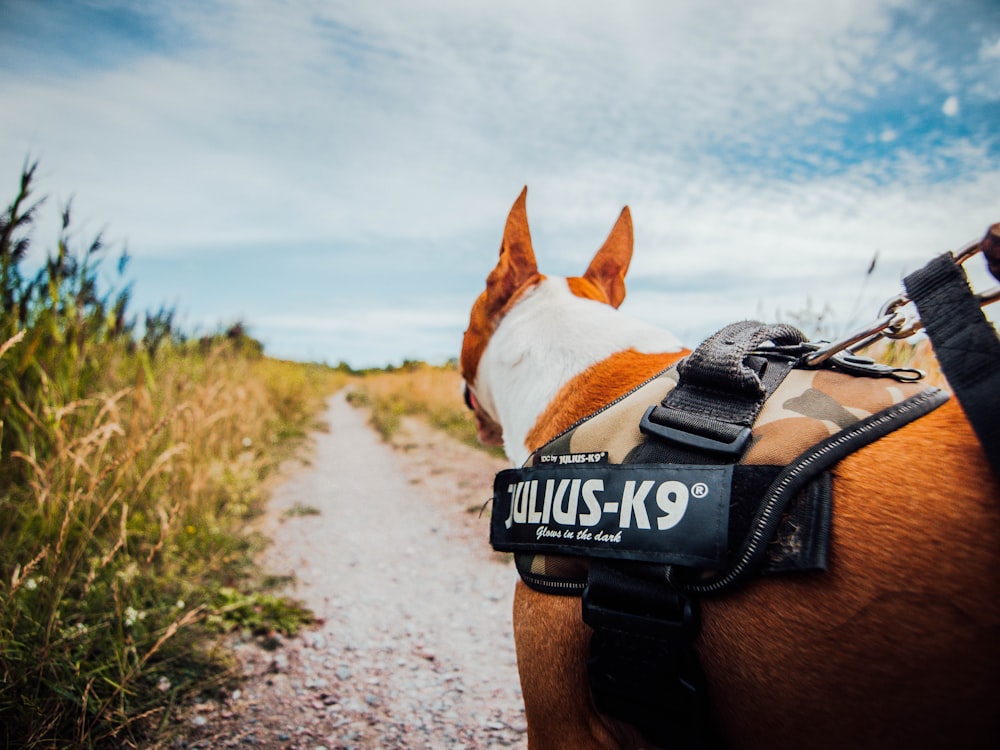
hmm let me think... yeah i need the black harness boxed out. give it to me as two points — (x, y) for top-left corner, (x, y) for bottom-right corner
(484, 225), (1000, 748)
(903, 237), (1000, 477)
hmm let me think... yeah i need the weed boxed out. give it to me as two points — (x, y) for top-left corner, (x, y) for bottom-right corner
(282, 502), (322, 519)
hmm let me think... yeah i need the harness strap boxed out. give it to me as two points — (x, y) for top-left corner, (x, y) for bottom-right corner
(904, 252), (1000, 478)
(583, 561), (720, 750)
(584, 322), (801, 748)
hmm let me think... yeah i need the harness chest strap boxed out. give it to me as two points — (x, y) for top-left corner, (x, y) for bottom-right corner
(585, 322), (803, 750)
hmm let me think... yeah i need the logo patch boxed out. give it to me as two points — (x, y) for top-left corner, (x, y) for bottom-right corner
(536, 451), (609, 466)
(490, 464), (731, 567)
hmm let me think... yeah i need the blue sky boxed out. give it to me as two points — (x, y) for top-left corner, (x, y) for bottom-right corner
(2, 0), (999, 366)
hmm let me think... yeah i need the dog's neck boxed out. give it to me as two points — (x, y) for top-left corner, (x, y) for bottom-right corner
(475, 278), (683, 466)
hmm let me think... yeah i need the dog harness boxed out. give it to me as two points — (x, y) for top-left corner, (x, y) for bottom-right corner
(491, 322), (945, 595)
(490, 320), (950, 749)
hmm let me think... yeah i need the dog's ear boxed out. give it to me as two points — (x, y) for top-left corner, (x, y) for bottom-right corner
(485, 187), (540, 316)
(583, 206), (633, 308)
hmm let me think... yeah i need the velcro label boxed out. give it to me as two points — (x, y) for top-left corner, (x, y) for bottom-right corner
(490, 464), (731, 567)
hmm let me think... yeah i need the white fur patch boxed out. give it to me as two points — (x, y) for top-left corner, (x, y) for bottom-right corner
(475, 278), (682, 466)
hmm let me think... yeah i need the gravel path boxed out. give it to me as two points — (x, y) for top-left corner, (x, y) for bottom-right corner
(174, 391), (524, 750)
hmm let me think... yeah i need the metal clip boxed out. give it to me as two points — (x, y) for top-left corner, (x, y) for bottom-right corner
(824, 350), (924, 382)
(804, 227), (1000, 368)
(803, 311), (902, 367)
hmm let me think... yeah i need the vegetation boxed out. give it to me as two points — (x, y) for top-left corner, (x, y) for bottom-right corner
(346, 360), (505, 457)
(0, 162), (346, 748)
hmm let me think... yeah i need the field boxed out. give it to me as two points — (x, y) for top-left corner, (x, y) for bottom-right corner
(0, 165), (347, 748)
(346, 361), (505, 457)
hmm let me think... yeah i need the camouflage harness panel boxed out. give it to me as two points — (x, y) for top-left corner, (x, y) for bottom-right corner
(498, 359), (947, 596)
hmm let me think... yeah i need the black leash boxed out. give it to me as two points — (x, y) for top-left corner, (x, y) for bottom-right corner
(903, 239), (1000, 479)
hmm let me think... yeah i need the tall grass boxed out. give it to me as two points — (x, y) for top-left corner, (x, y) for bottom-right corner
(346, 361), (506, 455)
(0, 163), (346, 747)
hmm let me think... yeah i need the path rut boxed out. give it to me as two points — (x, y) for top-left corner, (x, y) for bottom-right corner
(175, 392), (525, 750)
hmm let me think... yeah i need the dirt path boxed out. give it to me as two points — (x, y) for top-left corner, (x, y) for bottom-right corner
(175, 392), (525, 750)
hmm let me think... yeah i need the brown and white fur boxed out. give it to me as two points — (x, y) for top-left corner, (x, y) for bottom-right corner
(461, 188), (1000, 749)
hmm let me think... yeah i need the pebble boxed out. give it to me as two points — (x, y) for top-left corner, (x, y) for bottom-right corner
(268, 653), (290, 673)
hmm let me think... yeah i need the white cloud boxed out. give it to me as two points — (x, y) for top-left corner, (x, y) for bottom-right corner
(0, 0), (915, 250)
(2, 0), (998, 364)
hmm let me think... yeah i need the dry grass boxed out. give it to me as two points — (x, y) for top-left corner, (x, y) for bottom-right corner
(346, 362), (504, 455)
(0, 335), (347, 748)
(1, 160), (355, 747)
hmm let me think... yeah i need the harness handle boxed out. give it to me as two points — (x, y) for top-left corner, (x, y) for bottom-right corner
(638, 321), (804, 465)
(676, 320), (806, 399)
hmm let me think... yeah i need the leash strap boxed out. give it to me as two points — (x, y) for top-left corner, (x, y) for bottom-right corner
(903, 252), (1000, 478)
(584, 322), (802, 749)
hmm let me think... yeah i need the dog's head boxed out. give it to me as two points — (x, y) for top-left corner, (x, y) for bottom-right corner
(460, 187), (634, 446)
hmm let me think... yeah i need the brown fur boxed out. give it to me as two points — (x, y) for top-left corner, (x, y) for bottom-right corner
(524, 349), (687, 450)
(462, 191), (1000, 749)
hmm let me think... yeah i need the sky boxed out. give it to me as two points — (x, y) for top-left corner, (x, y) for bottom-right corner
(1, 0), (999, 367)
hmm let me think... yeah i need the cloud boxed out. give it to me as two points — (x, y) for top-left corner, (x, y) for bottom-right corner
(983, 36), (1000, 60)
(2, 0), (998, 364)
(0, 1), (920, 245)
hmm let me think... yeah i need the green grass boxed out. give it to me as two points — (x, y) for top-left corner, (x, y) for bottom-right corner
(0, 162), (347, 748)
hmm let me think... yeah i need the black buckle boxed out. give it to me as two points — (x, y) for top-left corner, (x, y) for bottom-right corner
(640, 405), (751, 457)
(582, 582), (698, 639)
(582, 565), (714, 748)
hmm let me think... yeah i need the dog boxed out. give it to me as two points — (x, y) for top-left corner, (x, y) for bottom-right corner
(460, 188), (1000, 749)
